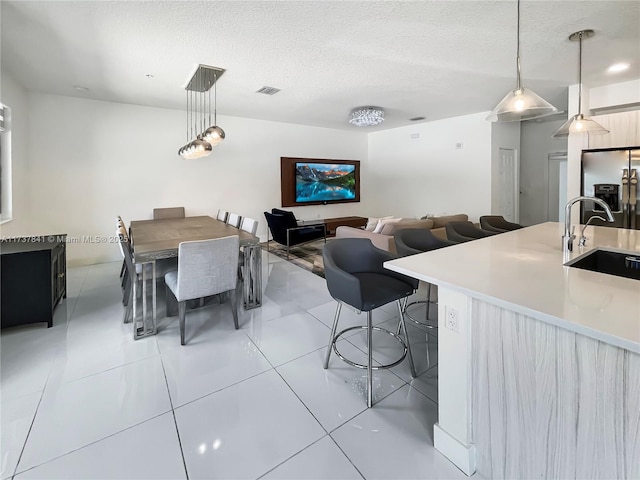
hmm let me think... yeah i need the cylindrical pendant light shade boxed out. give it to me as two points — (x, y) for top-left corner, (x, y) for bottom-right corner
(486, 87), (558, 122)
(552, 113), (609, 137)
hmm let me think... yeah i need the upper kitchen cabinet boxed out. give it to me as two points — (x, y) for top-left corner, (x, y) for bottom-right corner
(589, 110), (640, 149)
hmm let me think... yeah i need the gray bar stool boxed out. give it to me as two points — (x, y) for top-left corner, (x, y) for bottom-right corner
(393, 228), (458, 371)
(323, 238), (418, 408)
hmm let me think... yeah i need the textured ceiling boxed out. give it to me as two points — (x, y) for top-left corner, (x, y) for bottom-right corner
(1, 1), (639, 131)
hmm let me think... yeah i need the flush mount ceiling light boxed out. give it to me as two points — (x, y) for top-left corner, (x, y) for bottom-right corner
(553, 30), (609, 138)
(486, 0), (558, 122)
(178, 65), (226, 159)
(349, 106), (384, 127)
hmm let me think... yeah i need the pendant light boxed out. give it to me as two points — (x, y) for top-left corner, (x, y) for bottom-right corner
(486, 0), (558, 122)
(552, 30), (609, 137)
(178, 65), (225, 158)
(203, 71), (225, 146)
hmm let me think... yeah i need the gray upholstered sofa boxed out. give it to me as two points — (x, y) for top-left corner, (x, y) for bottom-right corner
(335, 214), (469, 254)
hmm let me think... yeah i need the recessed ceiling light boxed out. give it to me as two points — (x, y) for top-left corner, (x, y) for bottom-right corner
(607, 63), (630, 73)
(72, 85), (89, 92)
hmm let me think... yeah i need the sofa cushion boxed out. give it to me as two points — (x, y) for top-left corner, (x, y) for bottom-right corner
(372, 217), (401, 234)
(365, 215), (393, 231)
(380, 218), (434, 235)
(427, 214), (469, 228)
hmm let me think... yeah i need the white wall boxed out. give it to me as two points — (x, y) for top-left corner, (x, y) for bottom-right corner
(0, 71), (30, 236)
(366, 112), (492, 221)
(26, 93), (368, 266)
(519, 118), (568, 226)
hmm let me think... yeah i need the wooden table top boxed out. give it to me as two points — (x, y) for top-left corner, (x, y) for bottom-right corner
(130, 216), (259, 263)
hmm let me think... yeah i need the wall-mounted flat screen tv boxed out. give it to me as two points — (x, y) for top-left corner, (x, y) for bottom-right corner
(281, 157), (360, 207)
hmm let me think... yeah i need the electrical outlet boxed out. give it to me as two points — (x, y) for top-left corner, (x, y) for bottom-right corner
(445, 306), (459, 332)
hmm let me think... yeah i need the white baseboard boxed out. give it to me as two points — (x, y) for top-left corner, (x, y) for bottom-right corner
(434, 423), (476, 476)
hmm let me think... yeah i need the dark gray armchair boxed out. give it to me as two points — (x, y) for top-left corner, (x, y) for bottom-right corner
(264, 208), (326, 259)
(322, 238), (417, 407)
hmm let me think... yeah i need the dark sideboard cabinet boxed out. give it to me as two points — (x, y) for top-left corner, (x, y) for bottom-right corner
(1, 234), (67, 328)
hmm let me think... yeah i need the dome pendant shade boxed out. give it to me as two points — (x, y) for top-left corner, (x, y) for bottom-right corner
(552, 114), (609, 137)
(203, 125), (226, 146)
(190, 137), (212, 158)
(486, 87), (558, 122)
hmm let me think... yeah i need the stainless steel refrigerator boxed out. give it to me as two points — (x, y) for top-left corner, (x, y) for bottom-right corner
(581, 147), (639, 229)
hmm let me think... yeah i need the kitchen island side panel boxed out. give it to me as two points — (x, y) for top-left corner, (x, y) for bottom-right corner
(471, 298), (640, 479)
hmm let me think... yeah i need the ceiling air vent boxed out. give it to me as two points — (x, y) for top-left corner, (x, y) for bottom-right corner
(256, 86), (281, 95)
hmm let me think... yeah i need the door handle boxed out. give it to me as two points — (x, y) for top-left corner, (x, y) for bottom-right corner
(622, 169), (629, 228)
(630, 169), (637, 229)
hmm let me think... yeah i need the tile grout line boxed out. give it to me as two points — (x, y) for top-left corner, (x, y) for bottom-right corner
(327, 434), (367, 480)
(9, 265), (92, 479)
(10, 410), (172, 478)
(157, 343), (190, 480)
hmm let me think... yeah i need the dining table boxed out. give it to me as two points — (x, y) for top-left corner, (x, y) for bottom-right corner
(129, 215), (262, 340)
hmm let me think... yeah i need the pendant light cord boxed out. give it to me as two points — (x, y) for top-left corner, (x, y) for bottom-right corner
(515, 0), (521, 91)
(214, 72), (218, 126)
(577, 31), (583, 115)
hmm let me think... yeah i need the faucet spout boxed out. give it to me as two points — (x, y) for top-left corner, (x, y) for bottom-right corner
(563, 196), (614, 254)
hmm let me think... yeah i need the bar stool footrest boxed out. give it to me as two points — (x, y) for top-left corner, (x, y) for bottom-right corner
(332, 325), (407, 370)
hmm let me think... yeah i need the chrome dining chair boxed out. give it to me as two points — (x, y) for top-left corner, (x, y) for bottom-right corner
(240, 217), (259, 236)
(153, 207), (186, 220)
(164, 236), (240, 345)
(226, 213), (242, 228)
(216, 209), (228, 223)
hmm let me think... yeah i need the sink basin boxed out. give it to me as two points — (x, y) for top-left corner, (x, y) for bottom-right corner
(567, 249), (640, 281)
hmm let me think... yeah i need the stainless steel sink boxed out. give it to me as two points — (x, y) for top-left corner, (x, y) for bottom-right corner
(566, 249), (640, 281)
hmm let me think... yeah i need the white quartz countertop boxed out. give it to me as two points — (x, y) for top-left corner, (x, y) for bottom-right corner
(385, 222), (640, 353)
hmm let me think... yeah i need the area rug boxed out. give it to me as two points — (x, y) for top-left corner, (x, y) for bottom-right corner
(262, 238), (330, 278)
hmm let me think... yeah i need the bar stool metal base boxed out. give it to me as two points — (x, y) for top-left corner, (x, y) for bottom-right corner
(324, 300), (416, 408)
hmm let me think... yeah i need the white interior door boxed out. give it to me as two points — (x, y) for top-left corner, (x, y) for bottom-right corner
(497, 148), (518, 222)
(547, 153), (568, 222)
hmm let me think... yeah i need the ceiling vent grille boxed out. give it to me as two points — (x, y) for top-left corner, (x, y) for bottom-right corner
(256, 86), (281, 95)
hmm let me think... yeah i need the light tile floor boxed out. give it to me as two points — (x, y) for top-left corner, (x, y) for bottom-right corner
(1, 254), (468, 480)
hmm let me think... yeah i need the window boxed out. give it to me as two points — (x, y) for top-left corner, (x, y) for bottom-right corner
(0, 103), (12, 222)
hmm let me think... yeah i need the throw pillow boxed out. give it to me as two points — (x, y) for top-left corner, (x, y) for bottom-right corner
(365, 215), (393, 232)
(373, 217), (401, 234)
(380, 218), (434, 235)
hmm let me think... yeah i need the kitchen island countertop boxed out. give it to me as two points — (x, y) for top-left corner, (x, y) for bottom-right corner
(385, 222), (640, 353)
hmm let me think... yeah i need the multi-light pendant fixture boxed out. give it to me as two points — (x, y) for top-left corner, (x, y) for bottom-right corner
(178, 65), (226, 159)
